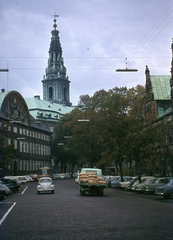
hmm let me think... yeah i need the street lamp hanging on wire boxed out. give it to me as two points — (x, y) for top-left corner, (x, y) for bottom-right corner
(116, 58), (138, 72)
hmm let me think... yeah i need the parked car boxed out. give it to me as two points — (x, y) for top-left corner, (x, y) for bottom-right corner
(37, 177), (54, 194)
(142, 177), (171, 194)
(0, 178), (19, 193)
(28, 174), (38, 181)
(127, 177), (139, 190)
(119, 177), (135, 190)
(13, 176), (28, 183)
(75, 175), (79, 184)
(64, 173), (71, 179)
(135, 178), (157, 192)
(155, 178), (173, 199)
(59, 173), (65, 179)
(4, 176), (22, 189)
(0, 183), (11, 196)
(0, 184), (8, 201)
(130, 176), (155, 191)
(108, 176), (120, 188)
(25, 175), (34, 182)
(54, 173), (61, 180)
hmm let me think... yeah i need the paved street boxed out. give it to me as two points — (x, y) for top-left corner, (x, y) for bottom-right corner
(0, 179), (173, 240)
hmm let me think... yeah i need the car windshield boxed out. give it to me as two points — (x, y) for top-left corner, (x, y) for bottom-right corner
(40, 179), (51, 183)
(166, 180), (173, 186)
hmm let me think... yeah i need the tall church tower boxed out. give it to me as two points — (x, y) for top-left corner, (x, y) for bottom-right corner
(42, 14), (72, 107)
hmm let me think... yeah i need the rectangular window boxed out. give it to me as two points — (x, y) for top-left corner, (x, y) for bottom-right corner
(33, 143), (35, 154)
(23, 129), (26, 135)
(43, 145), (46, 155)
(30, 143), (32, 154)
(20, 141), (23, 152)
(50, 126), (53, 132)
(26, 130), (29, 136)
(41, 145), (43, 155)
(14, 140), (17, 149)
(19, 128), (22, 134)
(13, 127), (17, 133)
(8, 138), (11, 145)
(32, 161), (34, 170)
(23, 160), (26, 170)
(30, 160), (32, 170)
(38, 144), (40, 155)
(20, 160), (23, 170)
(35, 144), (37, 154)
(38, 133), (40, 139)
(26, 161), (29, 171)
(35, 132), (37, 138)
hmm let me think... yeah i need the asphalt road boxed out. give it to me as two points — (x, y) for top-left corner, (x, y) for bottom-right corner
(0, 179), (173, 240)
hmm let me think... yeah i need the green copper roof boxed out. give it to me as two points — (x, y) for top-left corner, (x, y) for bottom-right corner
(25, 97), (74, 122)
(150, 75), (171, 100)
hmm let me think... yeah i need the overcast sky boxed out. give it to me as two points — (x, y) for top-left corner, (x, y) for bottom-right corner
(0, 0), (173, 106)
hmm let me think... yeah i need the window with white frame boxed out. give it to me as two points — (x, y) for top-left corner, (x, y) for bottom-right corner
(38, 144), (40, 155)
(30, 160), (32, 170)
(33, 143), (35, 154)
(26, 161), (29, 171)
(13, 127), (17, 133)
(23, 160), (26, 170)
(41, 145), (43, 155)
(14, 140), (17, 149)
(33, 161), (35, 171)
(19, 128), (22, 134)
(35, 144), (37, 154)
(30, 143), (32, 154)
(20, 160), (23, 170)
(19, 141), (23, 152)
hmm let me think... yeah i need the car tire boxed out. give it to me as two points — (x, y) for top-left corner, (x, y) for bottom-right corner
(80, 190), (85, 196)
(169, 192), (173, 199)
(51, 190), (54, 194)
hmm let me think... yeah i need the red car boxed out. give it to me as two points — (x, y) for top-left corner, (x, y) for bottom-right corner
(28, 174), (38, 181)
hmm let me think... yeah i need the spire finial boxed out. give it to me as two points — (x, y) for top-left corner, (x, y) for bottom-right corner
(52, 12), (59, 29)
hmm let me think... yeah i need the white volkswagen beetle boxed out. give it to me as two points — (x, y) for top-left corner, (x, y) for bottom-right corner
(37, 177), (54, 194)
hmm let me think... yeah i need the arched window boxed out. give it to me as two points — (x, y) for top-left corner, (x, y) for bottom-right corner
(49, 87), (53, 100)
(64, 87), (67, 100)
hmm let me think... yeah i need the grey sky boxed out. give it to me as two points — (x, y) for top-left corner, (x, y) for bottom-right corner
(0, 0), (173, 105)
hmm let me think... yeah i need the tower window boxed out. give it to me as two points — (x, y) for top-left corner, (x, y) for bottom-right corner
(64, 87), (66, 100)
(49, 87), (53, 100)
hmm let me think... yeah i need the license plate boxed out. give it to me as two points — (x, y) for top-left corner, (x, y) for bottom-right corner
(85, 188), (90, 190)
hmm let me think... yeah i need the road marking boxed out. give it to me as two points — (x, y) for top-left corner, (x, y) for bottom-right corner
(0, 202), (16, 226)
(21, 186), (28, 194)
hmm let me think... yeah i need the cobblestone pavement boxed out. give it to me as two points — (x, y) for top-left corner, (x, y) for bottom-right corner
(0, 179), (173, 240)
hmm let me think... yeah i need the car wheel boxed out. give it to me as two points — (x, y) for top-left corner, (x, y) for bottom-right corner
(80, 190), (85, 196)
(169, 192), (173, 199)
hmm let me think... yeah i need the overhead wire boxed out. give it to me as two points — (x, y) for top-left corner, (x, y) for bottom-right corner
(105, 2), (173, 90)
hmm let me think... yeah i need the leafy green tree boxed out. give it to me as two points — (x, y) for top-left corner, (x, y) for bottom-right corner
(0, 122), (19, 170)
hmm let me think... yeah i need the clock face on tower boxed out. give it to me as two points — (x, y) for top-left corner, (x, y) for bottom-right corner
(1, 92), (30, 125)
